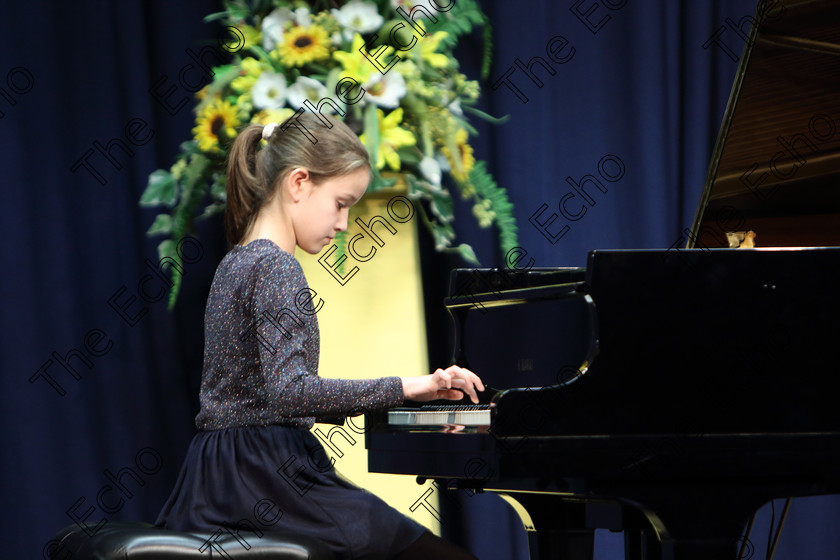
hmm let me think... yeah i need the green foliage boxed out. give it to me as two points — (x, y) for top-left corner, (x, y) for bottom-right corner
(431, 0), (486, 48)
(140, 0), (517, 308)
(140, 170), (178, 207)
(468, 161), (518, 255)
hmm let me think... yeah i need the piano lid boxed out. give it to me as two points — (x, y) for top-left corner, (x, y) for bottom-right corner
(689, 0), (840, 248)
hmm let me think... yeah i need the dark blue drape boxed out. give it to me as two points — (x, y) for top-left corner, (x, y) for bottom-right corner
(3, 1), (838, 559)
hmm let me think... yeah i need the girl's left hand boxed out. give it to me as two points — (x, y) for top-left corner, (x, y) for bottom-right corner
(401, 365), (485, 404)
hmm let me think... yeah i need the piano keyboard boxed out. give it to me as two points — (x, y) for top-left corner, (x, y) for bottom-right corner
(388, 404), (491, 427)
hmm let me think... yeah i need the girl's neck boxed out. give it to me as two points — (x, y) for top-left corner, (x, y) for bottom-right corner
(241, 200), (296, 253)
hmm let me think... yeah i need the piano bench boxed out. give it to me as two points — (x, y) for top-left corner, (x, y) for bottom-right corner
(50, 522), (335, 559)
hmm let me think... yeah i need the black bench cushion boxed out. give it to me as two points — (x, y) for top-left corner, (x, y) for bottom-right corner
(51, 522), (335, 559)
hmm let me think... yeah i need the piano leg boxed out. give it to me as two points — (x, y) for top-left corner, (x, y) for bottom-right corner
(626, 487), (766, 560)
(496, 493), (613, 560)
(624, 529), (661, 560)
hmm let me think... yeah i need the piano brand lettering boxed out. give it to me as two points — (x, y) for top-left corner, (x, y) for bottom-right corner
(740, 113), (837, 204)
(529, 154), (625, 245)
(702, 0), (786, 62)
(492, 1), (627, 104)
(62, 447), (163, 538)
(0, 65), (34, 121)
(198, 497), (283, 556)
(318, 195), (415, 286)
(29, 237), (205, 398)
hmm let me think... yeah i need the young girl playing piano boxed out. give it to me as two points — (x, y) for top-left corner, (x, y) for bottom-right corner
(156, 112), (483, 560)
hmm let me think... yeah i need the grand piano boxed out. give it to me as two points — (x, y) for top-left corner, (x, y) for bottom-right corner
(366, 1), (840, 558)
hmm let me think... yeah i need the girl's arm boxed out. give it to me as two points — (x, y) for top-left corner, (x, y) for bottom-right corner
(255, 251), (405, 418)
(255, 251), (484, 418)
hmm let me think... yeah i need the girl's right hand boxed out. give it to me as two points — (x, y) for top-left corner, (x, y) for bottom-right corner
(401, 365), (485, 404)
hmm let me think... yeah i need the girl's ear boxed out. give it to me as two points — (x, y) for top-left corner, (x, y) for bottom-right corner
(285, 167), (311, 202)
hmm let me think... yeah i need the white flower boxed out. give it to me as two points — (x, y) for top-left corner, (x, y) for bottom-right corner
(420, 156), (442, 187)
(252, 72), (288, 110)
(333, 1), (384, 34)
(287, 76), (329, 111)
(447, 98), (463, 117)
(294, 7), (312, 27)
(364, 71), (407, 108)
(261, 6), (312, 50)
(435, 152), (451, 172)
(261, 8), (294, 50)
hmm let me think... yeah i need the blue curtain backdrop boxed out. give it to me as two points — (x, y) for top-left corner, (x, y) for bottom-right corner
(2, 1), (839, 559)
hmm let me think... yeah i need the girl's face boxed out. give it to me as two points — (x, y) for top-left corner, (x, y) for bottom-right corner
(292, 167), (369, 254)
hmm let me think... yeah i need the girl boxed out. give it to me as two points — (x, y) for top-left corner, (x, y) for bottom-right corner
(156, 112), (484, 560)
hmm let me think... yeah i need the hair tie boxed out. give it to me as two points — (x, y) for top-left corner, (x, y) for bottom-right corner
(262, 122), (279, 140)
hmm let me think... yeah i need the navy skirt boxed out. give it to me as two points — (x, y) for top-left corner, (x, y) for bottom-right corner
(156, 425), (426, 559)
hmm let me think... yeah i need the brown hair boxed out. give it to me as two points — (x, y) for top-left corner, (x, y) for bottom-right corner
(224, 112), (371, 247)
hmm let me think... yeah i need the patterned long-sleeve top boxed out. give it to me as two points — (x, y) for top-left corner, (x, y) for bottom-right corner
(195, 239), (404, 430)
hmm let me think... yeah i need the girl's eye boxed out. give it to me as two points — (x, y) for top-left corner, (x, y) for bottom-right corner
(337, 202), (345, 210)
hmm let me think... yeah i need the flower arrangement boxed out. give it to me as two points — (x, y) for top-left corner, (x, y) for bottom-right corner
(140, 0), (518, 306)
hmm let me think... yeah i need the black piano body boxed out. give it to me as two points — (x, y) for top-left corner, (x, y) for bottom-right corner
(366, 0), (840, 558)
(368, 250), (840, 559)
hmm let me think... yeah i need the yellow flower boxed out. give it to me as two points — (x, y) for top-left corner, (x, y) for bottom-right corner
(194, 85), (210, 102)
(333, 33), (376, 84)
(236, 24), (262, 51)
(442, 128), (475, 182)
(360, 108), (416, 171)
(414, 32), (450, 69)
(251, 108), (296, 126)
(276, 25), (330, 67)
(231, 57), (265, 93)
(193, 99), (240, 152)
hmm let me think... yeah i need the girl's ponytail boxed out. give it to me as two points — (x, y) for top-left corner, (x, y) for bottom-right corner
(225, 124), (266, 247)
(223, 114), (371, 248)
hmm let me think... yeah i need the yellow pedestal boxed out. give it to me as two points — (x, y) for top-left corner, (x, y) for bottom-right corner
(295, 187), (441, 535)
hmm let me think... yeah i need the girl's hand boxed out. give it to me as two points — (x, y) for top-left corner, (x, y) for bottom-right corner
(401, 365), (485, 404)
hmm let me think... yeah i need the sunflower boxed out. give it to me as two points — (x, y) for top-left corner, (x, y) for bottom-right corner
(193, 99), (241, 152)
(276, 25), (330, 67)
(442, 128), (475, 183)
